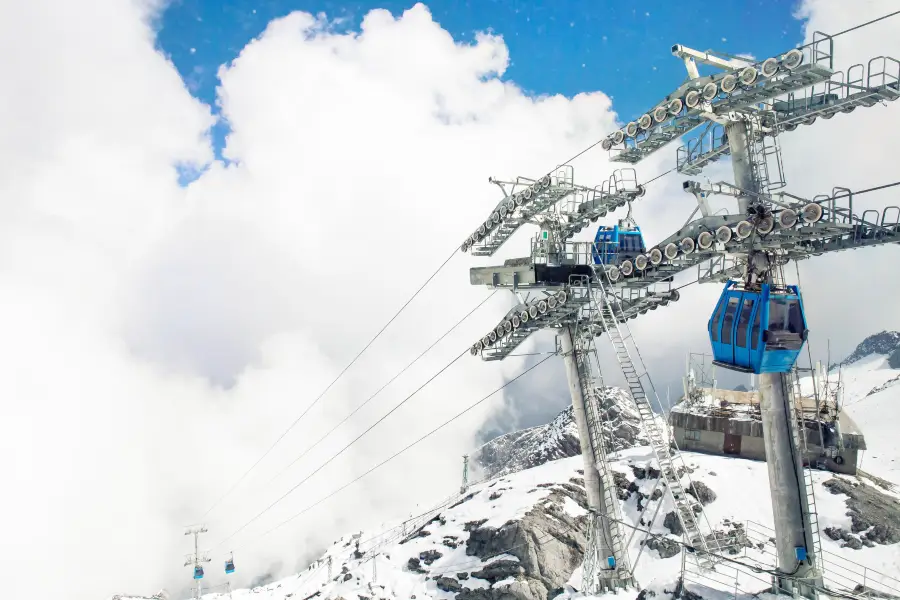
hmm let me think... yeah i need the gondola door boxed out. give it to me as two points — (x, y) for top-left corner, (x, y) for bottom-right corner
(733, 296), (757, 369)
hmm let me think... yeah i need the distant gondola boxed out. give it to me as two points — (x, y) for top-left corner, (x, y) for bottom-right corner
(225, 552), (235, 575)
(592, 223), (647, 267)
(193, 565), (204, 580)
(708, 280), (808, 374)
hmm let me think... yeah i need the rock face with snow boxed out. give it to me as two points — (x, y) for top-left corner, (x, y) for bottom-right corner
(840, 331), (900, 367)
(473, 387), (654, 479)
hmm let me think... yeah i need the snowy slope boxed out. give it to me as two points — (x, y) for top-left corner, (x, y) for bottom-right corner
(159, 444), (900, 600)
(122, 335), (900, 600)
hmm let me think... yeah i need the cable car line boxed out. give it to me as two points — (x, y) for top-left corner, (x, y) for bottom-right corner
(830, 9), (900, 38)
(196, 133), (655, 524)
(197, 248), (459, 522)
(263, 290), (500, 490)
(215, 347), (470, 547)
(214, 353), (554, 554)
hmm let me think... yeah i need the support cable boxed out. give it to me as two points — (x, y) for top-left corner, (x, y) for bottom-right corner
(263, 291), (500, 489)
(218, 354), (555, 553)
(197, 249), (460, 521)
(215, 347), (471, 547)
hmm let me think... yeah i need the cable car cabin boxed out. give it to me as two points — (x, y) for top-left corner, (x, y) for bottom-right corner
(225, 558), (235, 574)
(708, 281), (808, 374)
(592, 225), (646, 266)
(193, 565), (204, 580)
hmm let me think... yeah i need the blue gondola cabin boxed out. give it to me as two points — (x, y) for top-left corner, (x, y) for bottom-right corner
(225, 558), (235, 574)
(193, 565), (204, 580)
(592, 224), (646, 266)
(708, 280), (808, 374)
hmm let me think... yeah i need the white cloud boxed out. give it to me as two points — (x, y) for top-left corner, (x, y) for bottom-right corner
(1, 1), (899, 599)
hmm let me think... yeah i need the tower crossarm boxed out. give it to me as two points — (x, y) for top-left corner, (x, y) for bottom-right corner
(557, 168), (648, 240)
(603, 34), (841, 167)
(461, 166), (585, 258)
(677, 55), (899, 177)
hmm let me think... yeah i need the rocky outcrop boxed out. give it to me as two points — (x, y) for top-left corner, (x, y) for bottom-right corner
(822, 478), (900, 548)
(473, 388), (664, 479)
(456, 481), (592, 600)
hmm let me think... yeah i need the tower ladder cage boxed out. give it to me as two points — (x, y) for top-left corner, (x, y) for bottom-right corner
(749, 112), (787, 197)
(588, 260), (725, 571)
(570, 273), (635, 593)
(786, 368), (825, 577)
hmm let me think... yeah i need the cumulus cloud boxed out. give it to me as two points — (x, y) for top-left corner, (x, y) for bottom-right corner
(2, 1), (899, 599)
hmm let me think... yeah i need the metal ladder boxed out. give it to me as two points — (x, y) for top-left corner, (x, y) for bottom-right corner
(589, 268), (723, 570)
(572, 302), (633, 590)
(785, 371), (824, 572)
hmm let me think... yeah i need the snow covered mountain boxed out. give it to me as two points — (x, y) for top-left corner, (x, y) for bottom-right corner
(120, 338), (900, 600)
(838, 331), (900, 369)
(473, 388), (661, 480)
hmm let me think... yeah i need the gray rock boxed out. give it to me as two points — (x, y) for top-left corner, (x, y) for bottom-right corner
(471, 559), (524, 583)
(664, 512), (684, 536)
(822, 477), (900, 545)
(646, 537), (681, 558)
(686, 481), (717, 505)
(457, 572), (470, 580)
(407, 557), (426, 573)
(436, 577), (462, 592)
(420, 550), (442, 565)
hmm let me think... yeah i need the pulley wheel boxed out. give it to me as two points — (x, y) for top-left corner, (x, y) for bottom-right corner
(601, 138), (613, 151)
(625, 121), (639, 137)
(685, 90), (701, 108)
(607, 267), (621, 282)
(739, 66), (758, 86)
(495, 325), (505, 337)
(702, 82), (718, 101)
(537, 300), (549, 314)
(478, 224), (487, 235)
(557, 290), (568, 304)
(511, 315), (521, 328)
(653, 106), (669, 123)
(520, 310), (530, 323)
(528, 305), (539, 319)
(761, 57), (779, 78)
(735, 220), (754, 240)
(612, 130), (625, 145)
(664, 242), (679, 260)
(524, 188), (533, 200)
(715, 225), (733, 244)
(513, 193), (525, 206)
(668, 98), (684, 115)
(638, 113), (653, 130)
(720, 74), (738, 94)
(620, 261), (634, 276)
(801, 203), (824, 224)
(503, 320), (513, 334)
(475, 340), (484, 352)
(547, 296), (558, 309)
(697, 231), (714, 249)
(757, 215), (775, 235)
(779, 208), (798, 229)
(470, 345), (479, 356)
(649, 247), (663, 265)
(635, 254), (649, 271)
(782, 48), (803, 70)
(541, 175), (551, 187)
(490, 212), (500, 225)
(680, 237), (696, 254)
(488, 331), (497, 343)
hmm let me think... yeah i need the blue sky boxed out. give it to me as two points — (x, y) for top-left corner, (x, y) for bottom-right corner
(156, 0), (806, 160)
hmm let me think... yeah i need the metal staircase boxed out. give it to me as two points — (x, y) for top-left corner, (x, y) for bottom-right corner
(587, 266), (723, 570)
(572, 290), (634, 590)
(786, 370), (824, 571)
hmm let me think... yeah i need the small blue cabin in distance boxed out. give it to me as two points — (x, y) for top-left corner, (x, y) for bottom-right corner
(592, 225), (646, 266)
(708, 280), (808, 374)
(193, 565), (204, 580)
